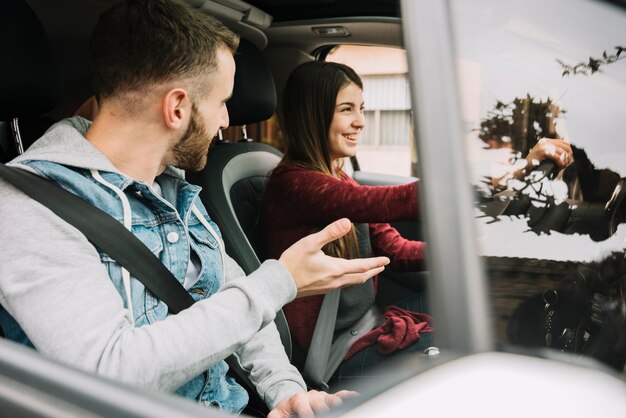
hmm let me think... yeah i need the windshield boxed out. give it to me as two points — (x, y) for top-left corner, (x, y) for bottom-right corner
(453, 0), (626, 261)
(452, 0), (626, 370)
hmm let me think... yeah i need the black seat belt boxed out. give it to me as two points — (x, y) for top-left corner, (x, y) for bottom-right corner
(0, 163), (264, 405)
(0, 163), (195, 312)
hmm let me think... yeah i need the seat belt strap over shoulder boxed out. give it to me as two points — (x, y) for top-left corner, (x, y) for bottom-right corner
(0, 163), (195, 313)
(0, 163), (262, 397)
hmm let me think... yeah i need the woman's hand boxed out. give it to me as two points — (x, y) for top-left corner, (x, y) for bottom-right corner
(525, 138), (573, 170)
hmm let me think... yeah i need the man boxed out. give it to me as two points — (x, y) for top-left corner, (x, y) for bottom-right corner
(0, 0), (389, 416)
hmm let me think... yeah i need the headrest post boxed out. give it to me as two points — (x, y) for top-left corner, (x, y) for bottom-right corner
(240, 125), (254, 143)
(217, 129), (228, 143)
(10, 118), (25, 155)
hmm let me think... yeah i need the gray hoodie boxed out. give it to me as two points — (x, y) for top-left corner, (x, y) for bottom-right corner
(0, 117), (306, 409)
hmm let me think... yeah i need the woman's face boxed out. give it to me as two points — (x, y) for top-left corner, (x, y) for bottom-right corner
(328, 82), (365, 160)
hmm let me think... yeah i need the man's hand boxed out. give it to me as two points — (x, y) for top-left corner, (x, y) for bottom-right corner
(268, 390), (358, 418)
(279, 218), (390, 298)
(525, 138), (573, 169)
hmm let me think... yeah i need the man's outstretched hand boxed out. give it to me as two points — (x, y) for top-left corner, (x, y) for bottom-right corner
(268, 390), (359, 418)
(279, 218), (390, 298)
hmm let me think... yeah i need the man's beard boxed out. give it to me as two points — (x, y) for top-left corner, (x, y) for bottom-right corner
(172, 104), (215, 172)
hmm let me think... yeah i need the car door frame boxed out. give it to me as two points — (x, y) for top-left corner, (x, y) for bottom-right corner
(401, 0), (493, 353)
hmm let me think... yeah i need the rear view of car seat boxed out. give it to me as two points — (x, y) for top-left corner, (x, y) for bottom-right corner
(186, 39), (293, 359)
(0, 0), (63, 341)
(0, 0), (61, 163)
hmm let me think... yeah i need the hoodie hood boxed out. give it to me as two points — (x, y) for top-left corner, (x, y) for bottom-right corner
(10, 116), (184, 180)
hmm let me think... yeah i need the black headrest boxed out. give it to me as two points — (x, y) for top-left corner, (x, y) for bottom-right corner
(227, 39), (276, 126)
(0, 0), (62, 120)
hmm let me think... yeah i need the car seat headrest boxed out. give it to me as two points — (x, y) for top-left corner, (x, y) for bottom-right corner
(0, 0), (62, 121)
(227, 39), (277, 127)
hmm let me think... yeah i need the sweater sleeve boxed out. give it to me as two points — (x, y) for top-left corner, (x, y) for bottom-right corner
(369, 222), (427, 272)
(0, 181), (300, 394)
(265, 164), (419, 225)
(224, 256), (306, 409)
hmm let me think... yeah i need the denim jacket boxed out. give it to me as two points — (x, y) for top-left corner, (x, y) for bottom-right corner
(0, 117), (305, 413)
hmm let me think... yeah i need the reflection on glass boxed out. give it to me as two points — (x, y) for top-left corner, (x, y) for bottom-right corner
(452, 0), (626, 373)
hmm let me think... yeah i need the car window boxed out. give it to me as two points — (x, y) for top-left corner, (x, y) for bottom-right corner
(451, 0), (626, 370)
(326, 45), (416, 177)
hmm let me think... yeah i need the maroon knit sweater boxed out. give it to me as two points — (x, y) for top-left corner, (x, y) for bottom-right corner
(261, 162), (426, 351)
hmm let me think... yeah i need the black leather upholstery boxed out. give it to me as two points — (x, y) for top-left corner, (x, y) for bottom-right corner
(189, 143), (282, 270)
(0, 0), (61, 163)
(231, 174), (272, 259)
(0, 122), (14, 163)
(227, 39), (277, 127)
(0, 0), (61, 121)
(189, 141), (289, 356)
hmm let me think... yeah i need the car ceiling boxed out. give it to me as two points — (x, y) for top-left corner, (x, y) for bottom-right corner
(243, 0), (400, 21)
(23, 0), (402, 119)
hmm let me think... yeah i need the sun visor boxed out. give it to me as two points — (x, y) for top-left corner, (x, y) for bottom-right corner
(195, 0), (272, 50)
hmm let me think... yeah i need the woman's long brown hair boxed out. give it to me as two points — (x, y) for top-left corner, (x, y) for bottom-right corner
(280, 61), (363, 259)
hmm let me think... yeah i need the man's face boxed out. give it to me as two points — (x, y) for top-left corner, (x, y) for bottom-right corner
(171, 103), (211, 172)
(173, 47), (235, 171)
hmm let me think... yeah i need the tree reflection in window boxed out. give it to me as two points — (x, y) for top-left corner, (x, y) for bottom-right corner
(474, 51), (624, 241)
(558, 46), (625, 77)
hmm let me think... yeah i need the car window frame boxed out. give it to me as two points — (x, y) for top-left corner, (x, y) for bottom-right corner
(401, 0), (494, 354)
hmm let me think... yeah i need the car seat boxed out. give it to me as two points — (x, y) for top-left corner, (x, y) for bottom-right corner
(0, 0), (62, 341)
(0, 0), (61, 164)
(185, 39), (294, 359)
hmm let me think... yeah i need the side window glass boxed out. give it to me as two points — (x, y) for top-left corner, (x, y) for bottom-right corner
(452, 0), (626, 371)
(326, 45), (415, 177)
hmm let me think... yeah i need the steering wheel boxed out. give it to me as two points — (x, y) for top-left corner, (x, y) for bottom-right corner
(502, 160), (560, 217)
(500, 160), (573, 234)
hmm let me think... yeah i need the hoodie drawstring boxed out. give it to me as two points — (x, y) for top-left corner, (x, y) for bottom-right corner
(91, 169), (135, 327)
(191, 205), (226, 279)
(88, 173), (223, 325)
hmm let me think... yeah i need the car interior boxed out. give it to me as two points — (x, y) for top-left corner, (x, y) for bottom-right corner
(1, 0), (426, 371)
(1, 0), (626, 416)
(1, 0), (427, 402)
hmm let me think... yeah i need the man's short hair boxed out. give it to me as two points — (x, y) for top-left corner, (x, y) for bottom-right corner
(90, 0), (239, 100)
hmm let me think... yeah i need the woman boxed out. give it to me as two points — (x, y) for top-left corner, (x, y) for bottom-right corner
(261, 61), (432, 387)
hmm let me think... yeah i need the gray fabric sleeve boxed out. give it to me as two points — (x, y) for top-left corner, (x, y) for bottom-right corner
(223, 256), (306, 408)
(0, 181), (298, 394)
